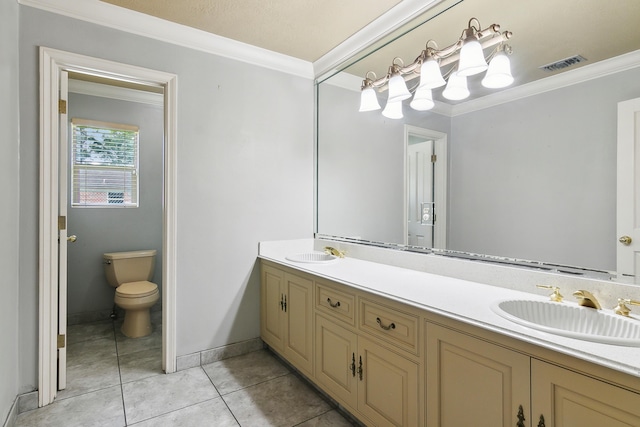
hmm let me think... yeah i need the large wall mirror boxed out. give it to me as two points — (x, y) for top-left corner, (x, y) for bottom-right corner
(317, 0), (640, 279)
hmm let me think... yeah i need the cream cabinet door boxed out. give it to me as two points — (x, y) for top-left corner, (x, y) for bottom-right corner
(358, 336), (420, 427)
(260, 264), (285, 351)
(532, 359), (640, 427)
(426, 323), (530, 427)
(315, 314), (358, 409)
(283, 272), (314, 376)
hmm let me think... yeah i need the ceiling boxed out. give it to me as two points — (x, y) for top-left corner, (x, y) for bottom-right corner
(99, 0), (403, 62)
(97, 0), (640, 103)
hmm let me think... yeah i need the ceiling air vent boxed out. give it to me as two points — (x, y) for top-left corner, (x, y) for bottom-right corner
(539, 55), (587, 72)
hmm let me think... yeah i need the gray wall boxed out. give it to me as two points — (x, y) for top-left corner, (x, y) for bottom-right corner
(448, 68), (640, 269)
(1, 0), (20, 419)
(18, 5), (314, 393)
(67, 92), (163, 317)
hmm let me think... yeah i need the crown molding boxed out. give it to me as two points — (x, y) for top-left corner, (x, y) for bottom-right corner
(68, 79), (163, 106)
(313, 0), (446, 78)
(451, 49), (640, 117)
(19, 0), (314, 79)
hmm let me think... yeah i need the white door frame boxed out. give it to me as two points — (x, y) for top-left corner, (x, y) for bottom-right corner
(39, 47), (178, 406)
(403, 125), (448, 249)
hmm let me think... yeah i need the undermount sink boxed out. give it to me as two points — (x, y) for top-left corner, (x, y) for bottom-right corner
(285, 252), (338, 264)
(492, 299), (640, 346)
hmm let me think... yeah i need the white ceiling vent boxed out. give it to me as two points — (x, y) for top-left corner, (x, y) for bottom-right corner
(539, 55), (587, 72)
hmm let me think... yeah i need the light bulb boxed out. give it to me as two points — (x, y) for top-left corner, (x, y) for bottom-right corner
(382, 100), (403, 119)
(481, 52), (514, 89)
(417, 59), (446, 90)
(442, 72), (470, 101)
(410, 86), (435, 111)
(359, 87), (381, 112)
(457, 38), (488, 77)
(387, 74), (411, 103)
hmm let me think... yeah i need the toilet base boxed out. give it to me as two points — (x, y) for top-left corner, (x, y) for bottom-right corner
(121, 308), (152, 338)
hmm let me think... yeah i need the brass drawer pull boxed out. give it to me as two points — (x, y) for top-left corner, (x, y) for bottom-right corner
(376, 317), (396, 331)
(350, 353), (356, 377)
(516, 405), (525, 427)
(327, 297), (341, 308)
(537, 414), (546, 427)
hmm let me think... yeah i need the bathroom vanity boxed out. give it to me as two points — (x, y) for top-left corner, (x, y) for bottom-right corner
(259, 240), (640, 427)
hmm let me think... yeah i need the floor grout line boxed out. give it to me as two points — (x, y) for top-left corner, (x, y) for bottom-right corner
(200, 367), (242, 426)
(112, 318), (129, 426)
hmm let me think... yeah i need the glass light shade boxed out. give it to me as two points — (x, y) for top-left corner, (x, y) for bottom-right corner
(359, 87), (381, 112)
(417, 59), (446, 90)
(387, 74), (412, 103)
(410, 86), (435, 111)
(481, 52), (514, 89)
(457, 38), (488, 77)
(442, 72), (470, 101)
(382, 100), (403, 119)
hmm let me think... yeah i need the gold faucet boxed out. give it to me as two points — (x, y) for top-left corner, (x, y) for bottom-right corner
(613, 298), (640, 316)
(324, 246), (345, 258)
(572, 290), (601, 309)
(536, 285), (563, 302)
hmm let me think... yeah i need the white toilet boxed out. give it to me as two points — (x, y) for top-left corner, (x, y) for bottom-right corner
(103, 249), (159, 338)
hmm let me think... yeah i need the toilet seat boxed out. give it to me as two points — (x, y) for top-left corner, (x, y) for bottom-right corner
(116, 281), (158, 298)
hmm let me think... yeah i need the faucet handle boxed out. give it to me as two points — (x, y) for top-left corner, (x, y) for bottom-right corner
(614, 298), (640, 316)
(536, 285), (563, 302)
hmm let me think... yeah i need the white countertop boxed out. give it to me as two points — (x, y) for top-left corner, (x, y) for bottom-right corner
(259, 239), (640, 378)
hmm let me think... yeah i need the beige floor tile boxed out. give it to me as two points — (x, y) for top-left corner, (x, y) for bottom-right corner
(67, 319), (115, 344)
(56, 352), (121, 400)
(115, 326), (162, 356)
(15, 386), (124, 427)
(202, 349), (290, 395)
(67, 337), (117, 365)
(130, 397), (239, 427)
(222, 373), (331, 427)
(122, 367), (219, 424)
(119, 347), (164, 384)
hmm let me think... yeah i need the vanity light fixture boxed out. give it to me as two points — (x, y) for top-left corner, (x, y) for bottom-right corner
(358, 18), (514, 118)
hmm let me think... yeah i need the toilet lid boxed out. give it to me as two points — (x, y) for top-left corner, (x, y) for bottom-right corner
(116, 281), (158, 298)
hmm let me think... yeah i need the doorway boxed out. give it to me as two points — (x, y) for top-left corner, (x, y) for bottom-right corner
(39, 47), (178, 407)
(403, 125), (448, 249)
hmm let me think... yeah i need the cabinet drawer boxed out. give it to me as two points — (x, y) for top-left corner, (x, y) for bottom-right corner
(316, 281), (356, 326)
(359, 298), (420, 355)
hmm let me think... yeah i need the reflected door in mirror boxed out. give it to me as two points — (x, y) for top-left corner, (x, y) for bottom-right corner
(407, 137), (435, 247)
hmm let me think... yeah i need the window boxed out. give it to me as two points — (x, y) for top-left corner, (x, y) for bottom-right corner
(71, 118), (139, 207)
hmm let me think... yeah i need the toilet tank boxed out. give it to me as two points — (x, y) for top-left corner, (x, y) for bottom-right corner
(103, 249), (157, 288)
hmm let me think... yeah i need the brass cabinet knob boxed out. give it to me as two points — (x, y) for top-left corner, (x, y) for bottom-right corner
(619, 235), (632, 245)
(67, 235), (77, 243)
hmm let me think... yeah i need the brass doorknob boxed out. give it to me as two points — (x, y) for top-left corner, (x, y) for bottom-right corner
(67, 235), (77, 243)
(619, 235), (632, 245)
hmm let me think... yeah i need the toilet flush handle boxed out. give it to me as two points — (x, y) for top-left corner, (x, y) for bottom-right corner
(67, 235), (77, 243)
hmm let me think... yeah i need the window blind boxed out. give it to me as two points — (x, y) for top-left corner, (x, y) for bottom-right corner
(71, 118), (139, 207)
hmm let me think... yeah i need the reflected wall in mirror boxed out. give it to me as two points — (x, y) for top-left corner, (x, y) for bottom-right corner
(317, 0), (640, 274)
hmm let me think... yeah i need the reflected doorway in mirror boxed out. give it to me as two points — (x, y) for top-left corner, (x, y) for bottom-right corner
(404, 126), (447, 248)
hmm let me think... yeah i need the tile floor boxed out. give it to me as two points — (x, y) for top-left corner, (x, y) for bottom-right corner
(16, 312), (355, 426)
